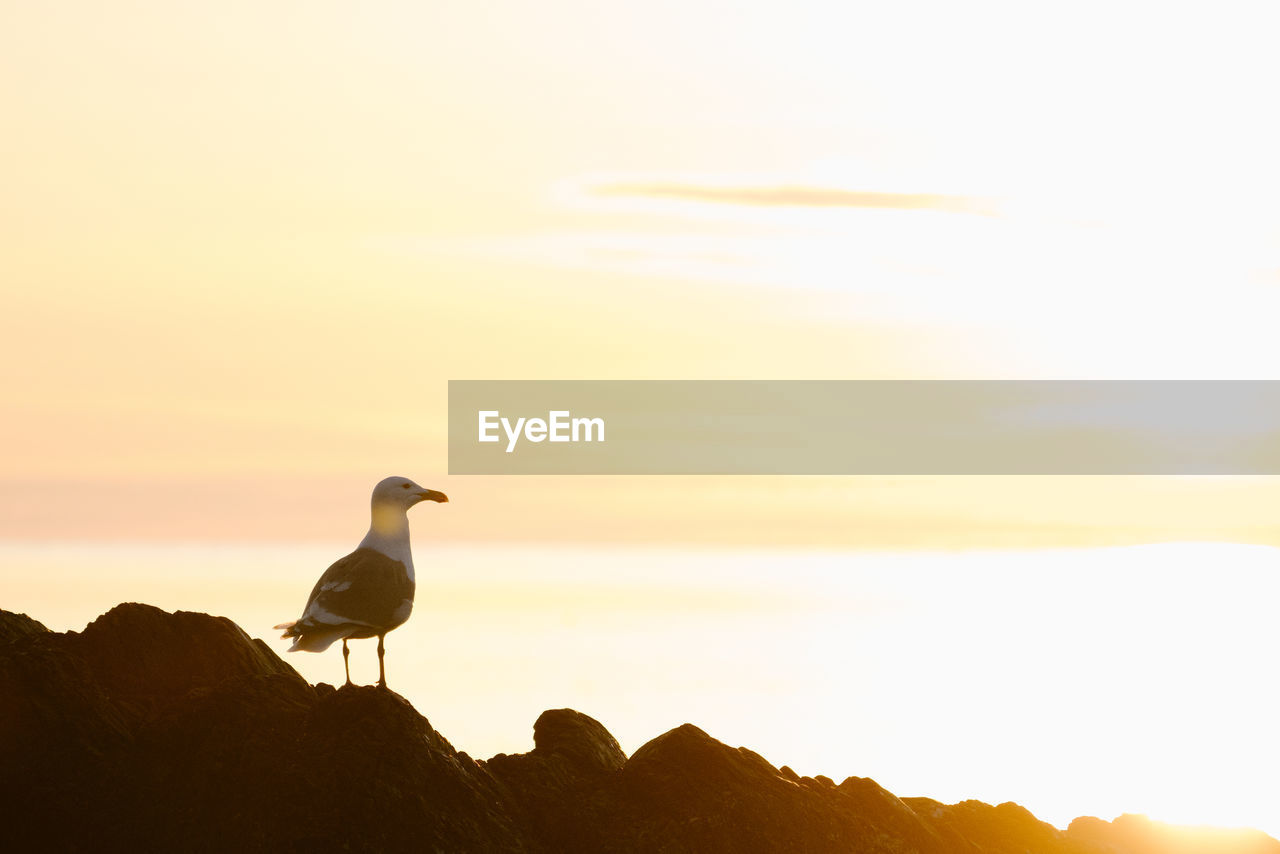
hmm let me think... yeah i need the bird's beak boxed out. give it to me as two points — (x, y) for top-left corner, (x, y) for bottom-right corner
(418, 489), (449, 503)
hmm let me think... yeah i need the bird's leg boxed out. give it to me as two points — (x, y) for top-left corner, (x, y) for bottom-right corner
(376, 633), (387, 689)
(342, 638), (352, 686)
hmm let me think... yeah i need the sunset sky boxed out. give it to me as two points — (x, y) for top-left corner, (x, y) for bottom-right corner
(4, 0), (1280, 839)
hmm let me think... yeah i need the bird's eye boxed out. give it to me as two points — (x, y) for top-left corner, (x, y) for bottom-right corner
(401, 483), (411, 489)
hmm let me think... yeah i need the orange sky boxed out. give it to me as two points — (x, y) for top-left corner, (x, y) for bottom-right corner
(5, 4), (1280, 548)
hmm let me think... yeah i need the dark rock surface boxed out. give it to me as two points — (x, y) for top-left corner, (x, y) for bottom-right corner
(1, 604), (1276, 854)
(1, 604), (525, 853)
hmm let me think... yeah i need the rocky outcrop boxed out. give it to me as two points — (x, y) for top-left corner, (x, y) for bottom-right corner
(1067, 814), (1280, 854)
(562, 722), (949, 853)
(1, 604), (525, 853)
(1, 604), (1276, 854)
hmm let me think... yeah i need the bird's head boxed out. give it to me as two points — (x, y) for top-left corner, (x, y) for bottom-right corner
(372, 476), (449, 510)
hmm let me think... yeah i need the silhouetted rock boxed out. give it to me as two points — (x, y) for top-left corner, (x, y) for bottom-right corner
(0, 609), (48, 643)
(0, 604), (525, 853)
(2, 603), (1277, 854)
(902, 798), (1100, 854)
(583, 722), (948, 853)
(74, 603), (305, 715)
(533, 707), (626, 773)
(1067, 813), (1280, 854)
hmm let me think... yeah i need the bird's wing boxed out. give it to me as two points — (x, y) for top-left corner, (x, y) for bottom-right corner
(298, 547), (416, 629)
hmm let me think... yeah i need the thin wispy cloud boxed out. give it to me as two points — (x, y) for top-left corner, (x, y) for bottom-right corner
(594, 182), (996, 216)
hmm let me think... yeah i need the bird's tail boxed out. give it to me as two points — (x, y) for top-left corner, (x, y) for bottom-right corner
(272, 620), (348, 653)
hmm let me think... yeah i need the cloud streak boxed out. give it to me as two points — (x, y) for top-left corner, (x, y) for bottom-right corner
(595, 183), (995, 215)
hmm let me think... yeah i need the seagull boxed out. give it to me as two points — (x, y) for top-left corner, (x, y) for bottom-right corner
(275, 476), (448, 689)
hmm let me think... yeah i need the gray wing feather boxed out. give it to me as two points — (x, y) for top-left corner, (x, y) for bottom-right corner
(298, 547), (415, 630)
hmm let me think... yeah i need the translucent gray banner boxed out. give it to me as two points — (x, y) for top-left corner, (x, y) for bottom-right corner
(447, 381), (1280, 474)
